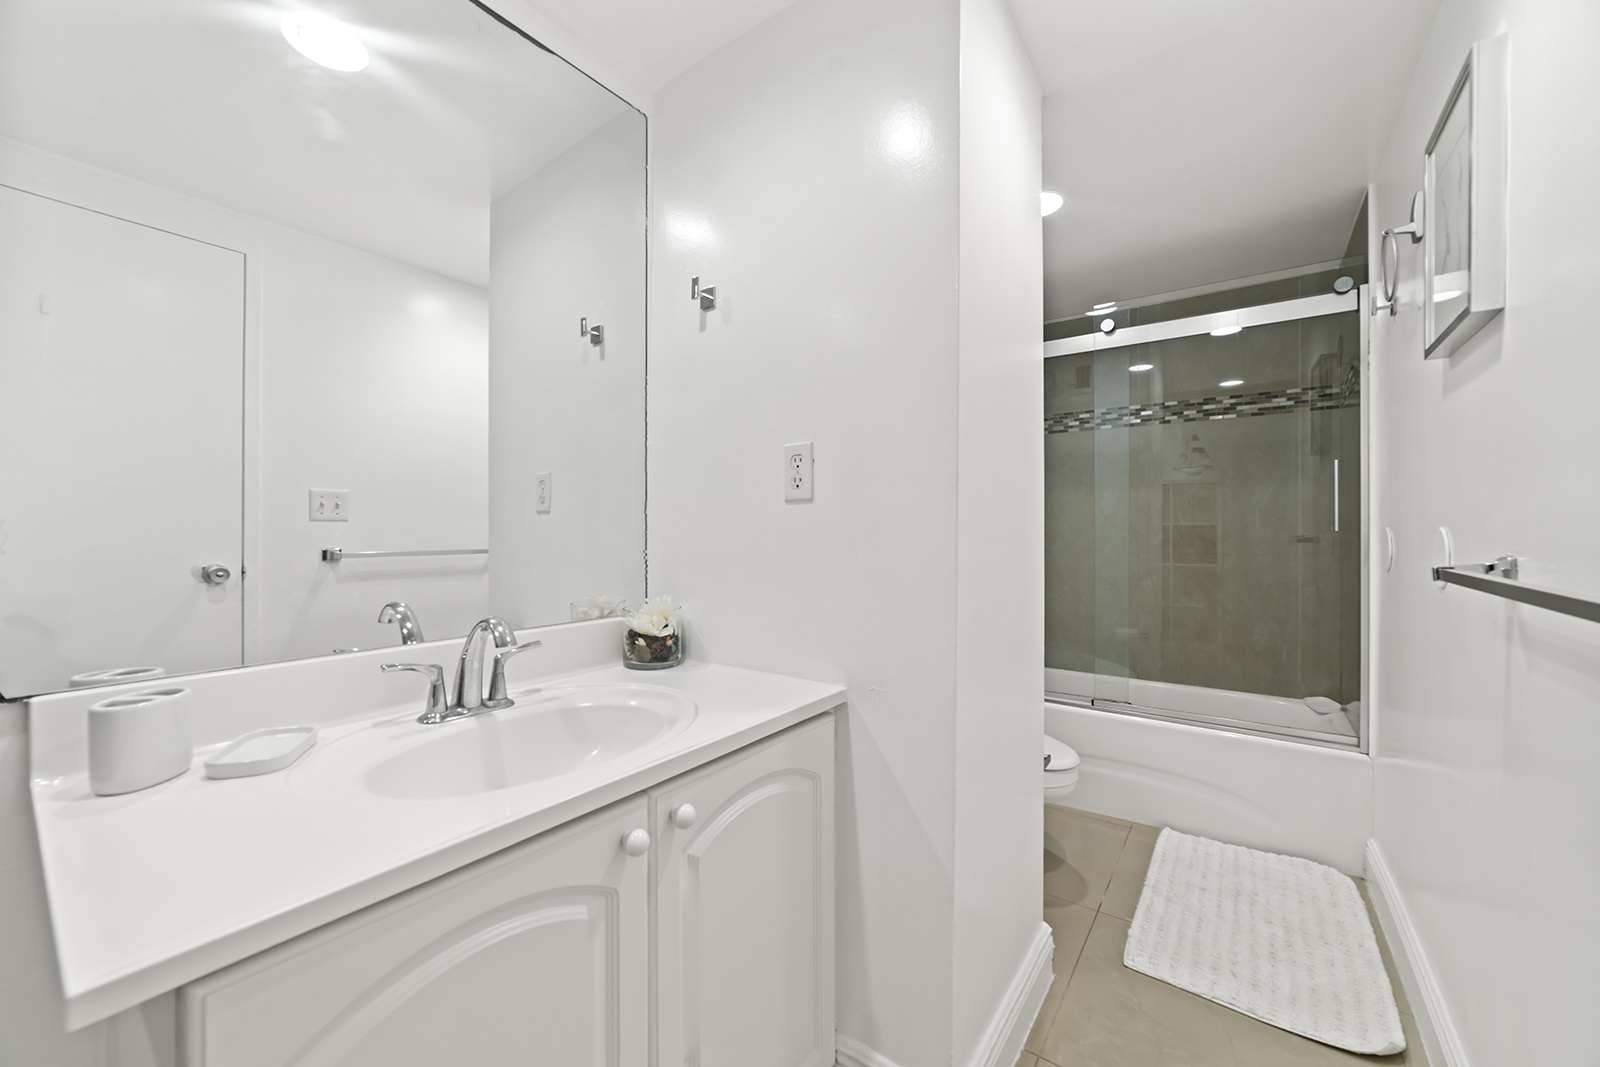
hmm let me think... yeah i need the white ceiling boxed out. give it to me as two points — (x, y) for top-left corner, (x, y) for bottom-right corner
(1009, 0), (1442, 320)
(0, 0), (634, 285)
(503, 0), (804, 98)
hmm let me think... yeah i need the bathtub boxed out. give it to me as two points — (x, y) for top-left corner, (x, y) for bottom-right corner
(1043, 698), (1372, 873)
(1046, 667), (1359, 742)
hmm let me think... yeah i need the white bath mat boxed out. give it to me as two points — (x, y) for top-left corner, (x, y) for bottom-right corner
(1123, 828), (1405, 1055)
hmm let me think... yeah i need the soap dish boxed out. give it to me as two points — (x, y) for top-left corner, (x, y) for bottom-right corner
(204, 726), (317, 780)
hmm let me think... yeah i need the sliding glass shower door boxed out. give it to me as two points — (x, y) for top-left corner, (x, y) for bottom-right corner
(1045, 295), (1364, 746)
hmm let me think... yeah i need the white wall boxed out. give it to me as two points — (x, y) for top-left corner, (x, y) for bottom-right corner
(650, 0), (1044, 1063)
(0, 136), (491, 671)
(951, 0), (1044, 1063)
(489, 113), (647, 624)
(0, 703), (102, 1066)
(1369, 1), (1600, 1063)
(646, 0), (963, 1062)
(254, 227), (489, 661)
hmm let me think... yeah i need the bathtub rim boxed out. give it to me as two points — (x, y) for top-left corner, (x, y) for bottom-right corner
(1044, 691), (1365, 752)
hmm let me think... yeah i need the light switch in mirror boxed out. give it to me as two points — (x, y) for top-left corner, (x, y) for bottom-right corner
(0, 0), (647, 698)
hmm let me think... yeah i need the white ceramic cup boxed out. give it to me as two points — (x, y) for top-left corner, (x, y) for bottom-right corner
(88, 687), (193, 796)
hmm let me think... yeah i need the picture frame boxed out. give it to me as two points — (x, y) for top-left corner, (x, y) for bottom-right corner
(1422, 34), (1508, 359)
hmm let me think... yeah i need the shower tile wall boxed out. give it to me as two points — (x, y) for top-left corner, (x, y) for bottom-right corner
(1045, 311), (1360, 705)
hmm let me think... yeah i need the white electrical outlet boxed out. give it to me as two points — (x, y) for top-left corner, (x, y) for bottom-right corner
(536, 472), (552, 513)
(309, 489), (349, 522)
(784, 442), (813, 502)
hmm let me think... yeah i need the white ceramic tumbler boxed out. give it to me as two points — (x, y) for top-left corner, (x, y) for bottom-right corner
(88, 687), (193, 796)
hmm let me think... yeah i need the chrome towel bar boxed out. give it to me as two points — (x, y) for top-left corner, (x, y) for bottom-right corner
(1432, 557), (1600, 624)
(321, 547), (488, 562)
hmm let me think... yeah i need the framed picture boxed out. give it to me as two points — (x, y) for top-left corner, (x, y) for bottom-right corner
(1422, 34), (1508, 359)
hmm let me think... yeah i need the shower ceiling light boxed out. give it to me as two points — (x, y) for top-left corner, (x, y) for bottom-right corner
(281, 12), (369, 72)
(1086, 306), (1118, 317)
(1209, 324), (1242, 337)
(1129, 363), (1154, 372)
(1041, 191), (1065, 217)
(1219, 379), (1244, 388)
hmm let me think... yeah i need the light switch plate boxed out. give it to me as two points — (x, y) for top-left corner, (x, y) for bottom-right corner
(309, 489), (349, 522)
(784, 442), (813, 502)
(536, 472), (552, 513)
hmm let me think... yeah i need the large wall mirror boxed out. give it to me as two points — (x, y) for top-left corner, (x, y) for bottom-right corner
(0, 0), (646, 698)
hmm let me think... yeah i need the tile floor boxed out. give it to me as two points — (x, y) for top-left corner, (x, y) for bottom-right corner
(1019, 806), (1427, 1067)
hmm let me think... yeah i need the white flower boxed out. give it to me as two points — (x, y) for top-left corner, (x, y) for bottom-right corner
(627, 595), (684, 637)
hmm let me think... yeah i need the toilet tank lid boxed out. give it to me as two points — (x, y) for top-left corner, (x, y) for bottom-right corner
(1043, 736), (1080, 771)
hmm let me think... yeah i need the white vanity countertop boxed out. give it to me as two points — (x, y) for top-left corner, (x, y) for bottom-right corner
(28, 625), (845, 1029)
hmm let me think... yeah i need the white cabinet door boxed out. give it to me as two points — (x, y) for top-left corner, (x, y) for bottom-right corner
(181, 797), (650, 1067)
(652, 716), (835, 1067)
(0, 185), (245, 696)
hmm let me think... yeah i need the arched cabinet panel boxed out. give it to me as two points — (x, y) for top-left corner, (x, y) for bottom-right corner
(651, 718), (835, 1067)
(181, 797), (650, 1067)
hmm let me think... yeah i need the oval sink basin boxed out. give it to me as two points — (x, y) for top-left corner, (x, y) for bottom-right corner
(363, 685), (696, 800)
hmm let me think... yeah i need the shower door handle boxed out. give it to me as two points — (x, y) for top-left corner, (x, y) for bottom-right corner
(1333, 459), (1340, 533)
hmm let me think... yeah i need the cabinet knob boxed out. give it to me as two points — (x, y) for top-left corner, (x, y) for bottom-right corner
(621, 828), (651, 857)
(669, 803), (698, 829)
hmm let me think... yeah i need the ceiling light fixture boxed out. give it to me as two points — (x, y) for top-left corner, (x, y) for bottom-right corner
(281, 12), (369, 72)
(1041, 191), (1065, 217)
(1219, 379), (1244, 388)
(1086, 306), (1118, 318)
(1129, 363), (1154, 372)
(1433, 289), (1463, 302)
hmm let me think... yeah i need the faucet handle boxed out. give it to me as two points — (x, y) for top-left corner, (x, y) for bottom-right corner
(382, 663), (451, 724)
(483, 641), (542, 710)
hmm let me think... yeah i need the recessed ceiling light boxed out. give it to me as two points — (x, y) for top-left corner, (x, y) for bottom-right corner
(1129, 363), (1154, 372)
(1209, 324), (1243, 337)
(1433, 289), (1463, 302)
(281, 12), (369, 72)
(1041, 191), (1065, 217)
(1092, 301), (1117, 310)
(1219, 379), (1244, 388)
(1086, 306), (1118, 317)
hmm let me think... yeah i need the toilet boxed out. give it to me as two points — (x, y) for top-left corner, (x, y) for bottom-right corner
(1043, 735), (1080, 808)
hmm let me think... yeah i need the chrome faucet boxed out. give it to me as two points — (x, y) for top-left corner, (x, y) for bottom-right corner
(453, 617), (516, 715)
(384, 617), (539, 724)
(377, 601), (424, 645)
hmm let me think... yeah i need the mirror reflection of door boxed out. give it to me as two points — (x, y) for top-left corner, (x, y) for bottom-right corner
(0, 186), (245, 695)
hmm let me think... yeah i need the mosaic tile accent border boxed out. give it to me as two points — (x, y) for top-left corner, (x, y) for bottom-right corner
(1044, 380), (1359, 435)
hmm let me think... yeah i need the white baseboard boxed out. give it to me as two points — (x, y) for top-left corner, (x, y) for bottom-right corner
(1364, 839), (1472, 1067)
(838, 921), (1049, 1067)
(835, 921), (1053, 1067)
(966, 921), (1054, 1067)
(835, 1033), (904, 1067)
